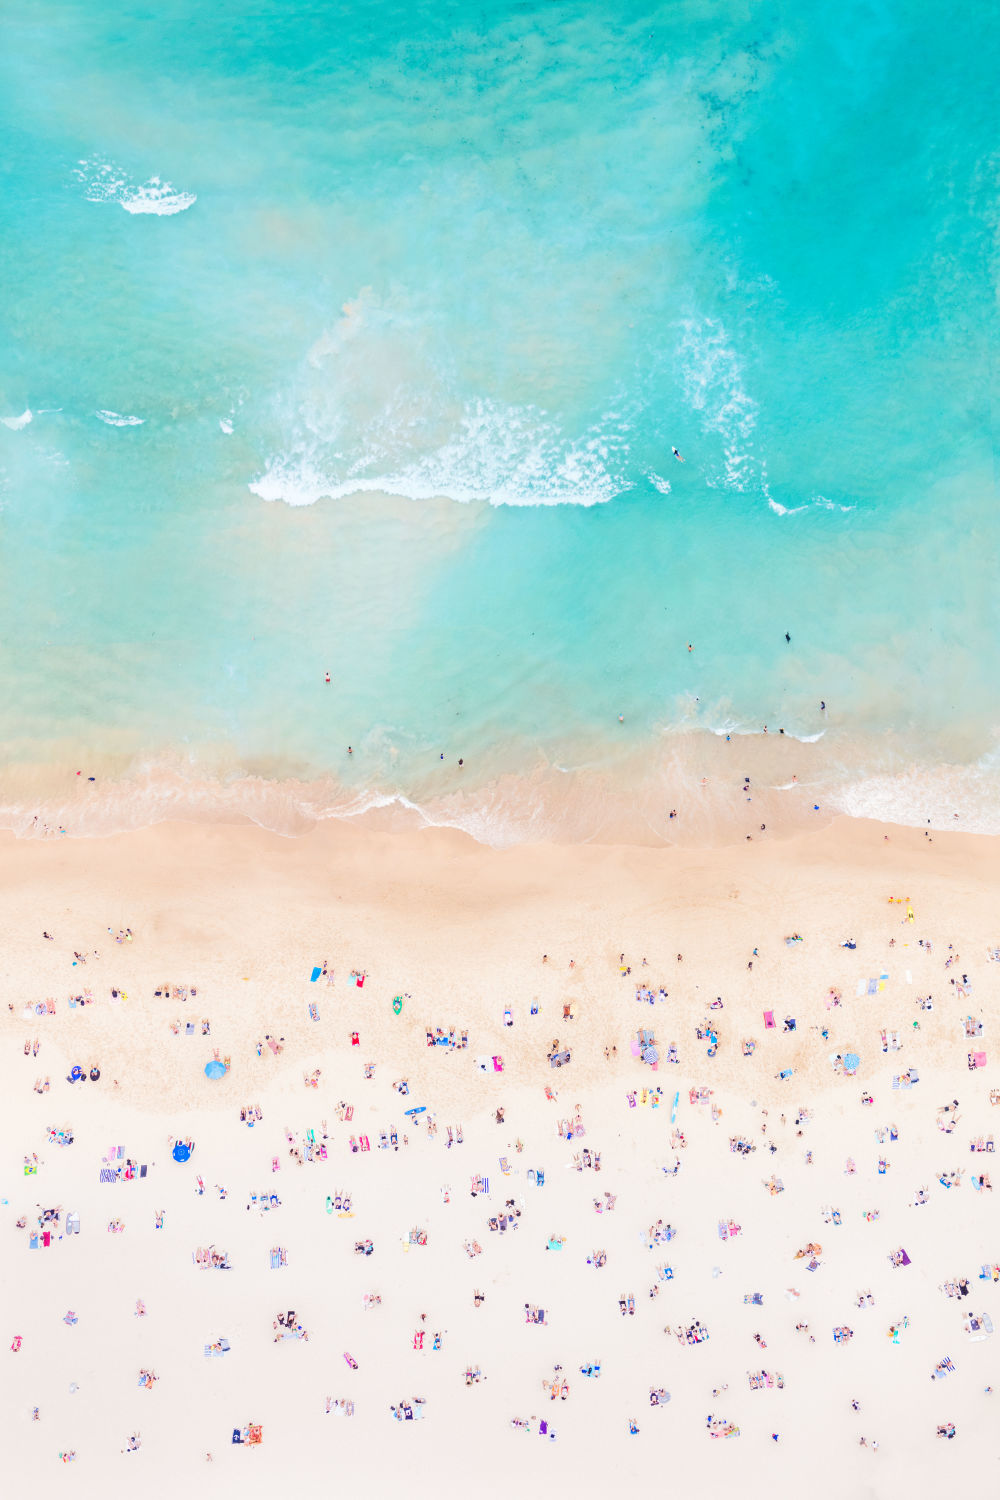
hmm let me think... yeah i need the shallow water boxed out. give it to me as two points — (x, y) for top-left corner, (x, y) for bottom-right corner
(0, 2), (997, 841)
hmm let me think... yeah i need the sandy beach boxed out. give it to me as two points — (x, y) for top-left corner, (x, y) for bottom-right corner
(2, 816), (998, 1497)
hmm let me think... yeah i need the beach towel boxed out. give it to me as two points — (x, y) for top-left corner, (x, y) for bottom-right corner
(310, 967), (322, 982)
(764, 1011), (775, 1029)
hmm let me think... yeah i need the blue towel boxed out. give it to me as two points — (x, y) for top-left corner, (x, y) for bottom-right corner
(310, 967), (321, 982)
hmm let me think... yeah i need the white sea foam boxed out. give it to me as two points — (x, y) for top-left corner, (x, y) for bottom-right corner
(73, 157), (195, 216)
(762, 468), (808, 516)
(811, 493), (856, 513)
(676, 320), (854, 521)
(120, 179), (196, 216)
(251, 290), (632, 508)
(676, 316), (758, 492)
(251, 396), (629, 508)
(647, 470), (672, 495)
(219, 418), (234, 435)
(830, 749), (1000, 837)
(96, 410), (145, 426)
(702, 721), (824, 744)
(1, 410), (32, 430)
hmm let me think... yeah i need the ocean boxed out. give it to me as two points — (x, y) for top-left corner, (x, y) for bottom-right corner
(0, 0), (997, 844)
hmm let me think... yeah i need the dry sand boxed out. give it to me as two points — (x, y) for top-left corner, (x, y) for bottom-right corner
(1, 816), (998, 1498)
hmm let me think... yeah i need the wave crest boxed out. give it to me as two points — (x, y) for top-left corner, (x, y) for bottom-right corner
(73, 157), (196, 216)
(251, 396), (629, 508)
(250, 291), (631, 507)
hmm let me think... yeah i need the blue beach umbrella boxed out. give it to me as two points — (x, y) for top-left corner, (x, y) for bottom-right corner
(843, 1052), (861, 1073)
(172, 1141), (191, 1163)
(204, 1059), (226, 1080)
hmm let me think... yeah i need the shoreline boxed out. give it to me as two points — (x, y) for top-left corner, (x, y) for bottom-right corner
(1, 723), (998, 851)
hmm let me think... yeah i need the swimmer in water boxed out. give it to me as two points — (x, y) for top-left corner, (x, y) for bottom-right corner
(672, 447), (685, 462)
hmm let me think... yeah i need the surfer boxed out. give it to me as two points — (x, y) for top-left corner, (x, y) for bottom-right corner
(672, 447), (685, 462)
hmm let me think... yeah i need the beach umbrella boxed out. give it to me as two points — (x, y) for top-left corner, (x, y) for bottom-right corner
(204, 1059), (226, 1080)
(172, 1142), (191, 1163)
(642, 1046), (660, 1065)
(844, 1052), (861, 1072)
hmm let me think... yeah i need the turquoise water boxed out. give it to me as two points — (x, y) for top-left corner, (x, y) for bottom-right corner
(0, 2), (997, 841)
